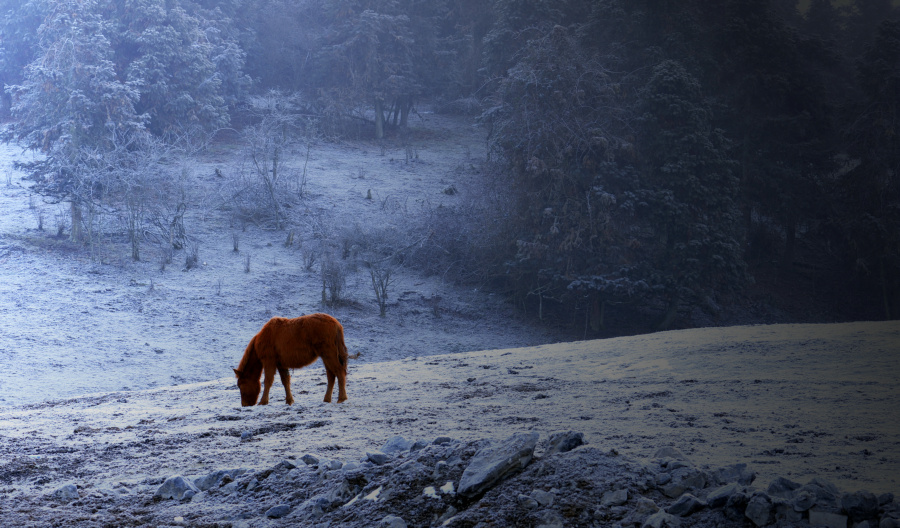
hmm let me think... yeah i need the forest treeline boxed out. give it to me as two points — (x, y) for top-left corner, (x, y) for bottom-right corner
(0, 0), (898, 333)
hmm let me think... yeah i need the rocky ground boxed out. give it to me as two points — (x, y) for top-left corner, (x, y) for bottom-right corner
(0, 321), (897, 527)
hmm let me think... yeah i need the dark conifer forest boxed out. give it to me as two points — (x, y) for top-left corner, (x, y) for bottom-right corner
(1, 0), (898, 335)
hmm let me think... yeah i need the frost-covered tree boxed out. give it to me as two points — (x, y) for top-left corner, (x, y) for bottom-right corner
(635, 60), (745, 328)
(3, 0), (147, 242)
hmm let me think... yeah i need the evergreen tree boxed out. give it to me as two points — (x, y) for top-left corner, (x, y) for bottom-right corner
(635, 60), (745, 328)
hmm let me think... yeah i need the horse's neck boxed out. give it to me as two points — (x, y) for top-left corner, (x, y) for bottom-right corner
(240, 346), (263, 377)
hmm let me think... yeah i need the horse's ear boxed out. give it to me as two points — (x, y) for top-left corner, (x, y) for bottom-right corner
(233, 368), (241, 378)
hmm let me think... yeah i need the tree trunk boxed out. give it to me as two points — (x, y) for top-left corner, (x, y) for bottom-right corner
(375, 98), (385, 139)
(779, 217), (796, 279)
(399, 96), (411, 128)
(69, 200), (82, 242)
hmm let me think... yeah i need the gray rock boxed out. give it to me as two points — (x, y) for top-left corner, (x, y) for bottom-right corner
(379, 514), (407, 528)
(711, 463), (756, 486)
(775, 499), (803, 523)
(367, 452), (389, 466)
(433, 436), (453, 445)
(458, 431), (539, 498)
(842, 491), (879, 522)
(767, 476), (802, 499)
(411, 439), (430, 451)
(802, 478), (841, 508)
(545, 431), (585, 455)
(155, 475), (200, 501)
(535, 510), (565, 528)
(706, 482), (741, 509)
(634, 496), (660, 516)
(265, 504), (291, 519)
(793, 490), (817, 512)
(809, 508), (848, 528)
(881, 517), (900, 528)
(667, 493), (705, 517)
(531, 489), (555, 507)
(381, 436), (414, 454)
(301, 454), (319, 466)
(518, 493), (539, 509)
(240, 431), (252, 441)
(642, 510), (681, 528)
(725, 491), (751, 522)
(654, 446), (689, 461)
(602, 489), (629, 507)
(322, 459), (343, 471)
(879, 493), (895, 506)
(745, 493), (775, 527)
(433, 460), (449, 478)
(194, 469), (248, 491)
(660, 466), (708, 498)
(53, 484), (79, 503)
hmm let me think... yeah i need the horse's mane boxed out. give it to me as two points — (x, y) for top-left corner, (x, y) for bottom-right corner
(236, 336), (261, 375)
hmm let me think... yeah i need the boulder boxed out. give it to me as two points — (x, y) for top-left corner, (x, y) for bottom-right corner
(379, 515), (407, 528)
(381, 436), (414, 454)
(53, 484), (79, 503)
(265, 504), (291, 519)
(745, 493), (775, 527)
(842, 491), (879, 523)
(667, 493), (705, 517)
(706, 482), (741, 509)
(809, 508), (848, 528)
(458, 432), (540, 498)
(545, 431), (585, 455)
(194, 469), (248, 491)
(155, 475), (200, 501)
(766, 476), (802, 499)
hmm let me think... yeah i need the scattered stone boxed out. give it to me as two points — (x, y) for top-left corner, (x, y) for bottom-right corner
(433, 436), (453, 445)
(802, 478), (841, 509)
(879, 493), (895, 506)
(411, 440), (429, 451)
(660, 466), (708, 498)
(809, 508), (849, 528)
(745, 493), (775, 527)
(381, 436), (414, 454)
(240, 431), (252, 441)
(367, 452), (389, 466)
(775, 499), (803, 523)
(642, 510), (681, 528)
(767, 476), (802, 499)
(301, 454), (319, 466)
(517, 493), (539, 509)
(793, 490), (817, 512)
(531, 489), (555, 507)
(379, 514), (407, 528)
(711, 463), (756, 486)
(634, 496), (660, 516)
(601, 489), (629, 507)
(842, 490), (879, 522)
(667, 493), (705, 517)
(155, 475), (200, 501)
(545, 431), (585, 455)
(265, 504), (291, 519)
(53, 484), (79, 503)
(725, 491), (751, 522)
(654, 447), (689, 462)
(458, 431), (540, 499)
(535, 510), (565, 528)
(194, 469), (248, 491)
(706, 482), (741, 509)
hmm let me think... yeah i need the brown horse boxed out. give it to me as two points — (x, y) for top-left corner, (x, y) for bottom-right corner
(233, 313), (358, 406)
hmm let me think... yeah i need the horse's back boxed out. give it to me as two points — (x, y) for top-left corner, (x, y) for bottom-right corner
(261, 314), (341, 368)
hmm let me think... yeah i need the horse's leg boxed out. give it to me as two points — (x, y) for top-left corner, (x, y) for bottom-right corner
(278, 365), (293, 405)
(335, 368), (348, 403)
(259, 363), (276, 405)
(323, 368), (335, 403)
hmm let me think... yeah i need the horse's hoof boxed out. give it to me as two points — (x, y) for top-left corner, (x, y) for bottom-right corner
(286, 399), (294, 405)
(337, 397), (347, 403)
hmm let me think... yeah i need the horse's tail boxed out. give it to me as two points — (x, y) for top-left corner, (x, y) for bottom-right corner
(336, 323), (359, 368)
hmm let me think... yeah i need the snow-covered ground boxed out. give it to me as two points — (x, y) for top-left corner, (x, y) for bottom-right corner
(0, 115), (898, 526)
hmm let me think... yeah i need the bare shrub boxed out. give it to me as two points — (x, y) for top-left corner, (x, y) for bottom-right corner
(244, 255), (251, 273)
(321, 254), (347, 305)
(232, 233), (240, 252)
(369, 262), (395, 316)
(184, 242), (199, 270)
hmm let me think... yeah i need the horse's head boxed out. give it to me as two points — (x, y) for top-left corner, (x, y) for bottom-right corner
(234, 368), (260, 406)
